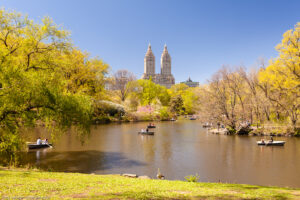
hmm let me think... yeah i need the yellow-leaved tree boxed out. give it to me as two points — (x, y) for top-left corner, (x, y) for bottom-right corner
(259, 22), (300, 129)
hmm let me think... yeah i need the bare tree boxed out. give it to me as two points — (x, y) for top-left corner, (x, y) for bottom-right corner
(112, 69), (136, 101)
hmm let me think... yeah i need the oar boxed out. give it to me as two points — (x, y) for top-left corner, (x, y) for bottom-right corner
(45, 143), (53, 148)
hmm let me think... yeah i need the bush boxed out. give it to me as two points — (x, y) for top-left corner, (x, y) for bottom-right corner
(294, 128), (300, 136)
(94, 100), (125, 117)
(159, 107), (170, 121)
(185, 174), (200, 182)
(93, 115), (111, 124)
(227, 127), (236, 135)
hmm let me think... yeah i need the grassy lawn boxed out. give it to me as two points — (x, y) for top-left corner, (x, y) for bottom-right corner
(0, 168), (299, 199)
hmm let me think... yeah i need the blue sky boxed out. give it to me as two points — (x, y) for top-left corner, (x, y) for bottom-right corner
(1, 0), (300, 83)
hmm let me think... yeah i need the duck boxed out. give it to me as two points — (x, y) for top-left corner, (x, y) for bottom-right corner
(156, 168), (165, 180)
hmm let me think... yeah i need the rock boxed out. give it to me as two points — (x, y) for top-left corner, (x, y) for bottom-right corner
(209, 128), (228, 135)
(122, 173), (137, 178)
(138, 175), (151, 179)
(236, 125), (252, 135)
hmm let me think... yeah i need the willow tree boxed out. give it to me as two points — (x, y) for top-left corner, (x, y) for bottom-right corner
(0, 9), (94, 162)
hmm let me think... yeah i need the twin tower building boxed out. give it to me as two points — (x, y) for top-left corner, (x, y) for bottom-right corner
(141, 44), (175, 88)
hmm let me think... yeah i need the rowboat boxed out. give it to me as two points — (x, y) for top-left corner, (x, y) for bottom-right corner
(257, 141), (285, 146)
(203, 124), (212, 128)
(138, 132), (154, 135)
(27, 143), (52, 149)
(147, 125), (156, 128)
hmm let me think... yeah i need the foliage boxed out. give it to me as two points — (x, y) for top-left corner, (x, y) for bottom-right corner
(0, 9), (97, 162)
(169, 84), (201, 115)
(93, 100), (125, 123)
(159, 106), (171, 120)
(169, 95), (184, 115)
(61, 49), (109, 98)
(134, 78), (170, 106)
(258, 22), (300, 129)
(198, 21), (300, 132)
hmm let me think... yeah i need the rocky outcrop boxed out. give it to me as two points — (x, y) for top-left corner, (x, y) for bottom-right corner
(236, 125), (253, 135)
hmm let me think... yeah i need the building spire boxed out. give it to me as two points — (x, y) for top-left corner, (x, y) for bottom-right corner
(163, 44), (168, 54)
(146, 43), (154, 57)
(144, 43), (155, 75)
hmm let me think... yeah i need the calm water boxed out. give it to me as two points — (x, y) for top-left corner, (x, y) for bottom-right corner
(13, 121), (300, 187)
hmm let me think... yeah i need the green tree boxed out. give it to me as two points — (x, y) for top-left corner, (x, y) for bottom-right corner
(169, 95), (184, 115)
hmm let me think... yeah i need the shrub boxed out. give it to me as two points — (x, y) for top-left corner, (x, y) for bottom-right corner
(227, 127), (236, 135)
(185, 174), (200, 182)
(94, 100), (125, 117)
(159, 107), (170, 121)
(294, 128), (300, 137)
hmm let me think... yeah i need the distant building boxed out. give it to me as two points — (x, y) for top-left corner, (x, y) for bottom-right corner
(181, 77), (199, 87)
(141, 44), (175, 88)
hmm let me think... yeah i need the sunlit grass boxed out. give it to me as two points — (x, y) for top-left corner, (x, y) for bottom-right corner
(0, 168), (299, 199)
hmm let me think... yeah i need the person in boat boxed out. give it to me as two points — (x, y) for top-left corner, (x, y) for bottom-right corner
(36, 137), (42, 145)
(270, 136), (273, 143)
(261, 138), (265, 144)
(146, 128), (149, 132)
(43, 138), (49, 144)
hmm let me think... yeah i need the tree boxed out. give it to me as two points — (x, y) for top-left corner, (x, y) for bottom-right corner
(259, 22), (300, 129)
(0, 9), (94, 162)
(134, 78), (170, 106)
(169, 95), (184, 115)
(112, 69), (136, 102)
(61, 49), (109, 98)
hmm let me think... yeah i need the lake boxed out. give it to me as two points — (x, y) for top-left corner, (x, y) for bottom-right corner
(12, 120), (300, 188)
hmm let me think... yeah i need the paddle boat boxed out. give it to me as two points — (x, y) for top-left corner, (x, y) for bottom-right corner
(257, 140), (285, 146)
(27, 143), (52, 149)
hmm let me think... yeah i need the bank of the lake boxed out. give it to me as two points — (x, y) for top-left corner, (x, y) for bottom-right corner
(1, 168), (299, 200)
(209, 126), (300, 137)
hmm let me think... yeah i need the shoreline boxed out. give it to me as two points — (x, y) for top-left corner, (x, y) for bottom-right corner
(0, 168), (299, 199)
(209, 127), (300, 137)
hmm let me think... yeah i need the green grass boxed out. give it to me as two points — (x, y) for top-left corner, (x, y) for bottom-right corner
(0, 168), (299, 199)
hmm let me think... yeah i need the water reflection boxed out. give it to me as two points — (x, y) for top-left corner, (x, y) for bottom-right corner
(4, 121), (300, 187)
(24, 150), (145, 173)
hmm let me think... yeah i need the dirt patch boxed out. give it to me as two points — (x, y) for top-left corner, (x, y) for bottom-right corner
(172, 191), (192, 194)
(71, 193), (89, 198)
(291, 191), (300, 196)
(39, 178), (57, 182)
